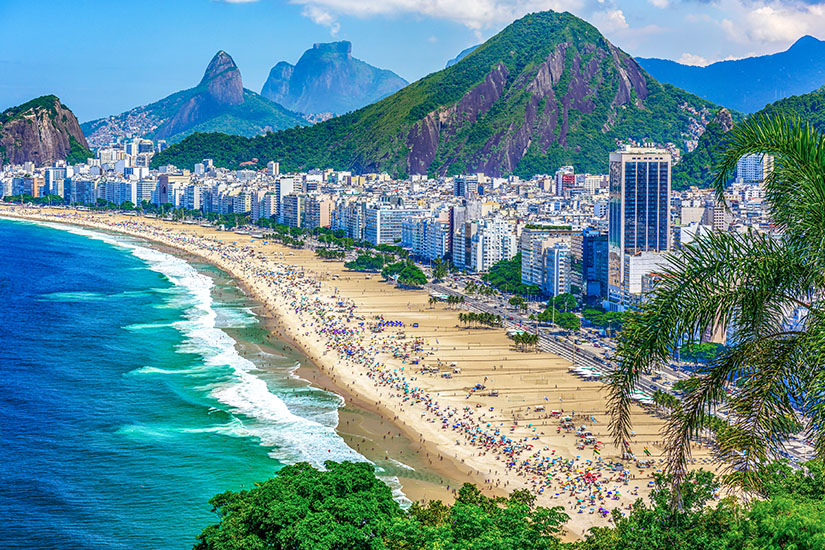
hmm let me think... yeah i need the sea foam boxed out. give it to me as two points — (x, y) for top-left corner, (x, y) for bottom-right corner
(35, 220), (409, 502)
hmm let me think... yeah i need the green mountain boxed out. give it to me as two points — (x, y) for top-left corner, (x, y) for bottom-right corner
(672, 108), (735, 191)
(153, 11), (718, 176)
(82, 51), (307, 146)
(0, 95), (92, 166)
(261, 41), (408, 117)
(673, 86), (825, 189)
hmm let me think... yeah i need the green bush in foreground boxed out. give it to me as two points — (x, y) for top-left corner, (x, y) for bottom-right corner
(194, 460), (825, 550)
(194, 461), (400, 550)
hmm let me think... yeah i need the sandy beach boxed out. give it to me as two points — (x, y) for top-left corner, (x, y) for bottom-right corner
(2, 205), (719, 538)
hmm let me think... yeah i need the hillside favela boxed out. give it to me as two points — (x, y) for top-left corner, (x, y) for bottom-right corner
(4, 1), (825, 549)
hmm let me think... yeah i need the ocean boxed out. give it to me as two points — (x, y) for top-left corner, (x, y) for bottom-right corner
(0, 218), (386, 549)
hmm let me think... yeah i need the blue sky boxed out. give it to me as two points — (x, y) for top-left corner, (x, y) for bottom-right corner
(1, 0), (823, 122)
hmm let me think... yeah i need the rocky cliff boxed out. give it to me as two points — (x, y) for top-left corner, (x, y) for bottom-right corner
(154, 11), (719, 177)
(0, 95), (91, 167)
(82, 51), (306, 145)
(261, 41), (408, 116)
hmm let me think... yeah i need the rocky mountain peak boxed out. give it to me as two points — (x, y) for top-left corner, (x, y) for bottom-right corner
(200, 50), (243, 106)
(311, 41), (352, 57)
(261, 41), (407, 116)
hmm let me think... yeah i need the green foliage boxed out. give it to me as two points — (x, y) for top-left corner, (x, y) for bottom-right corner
(381, 260), (407, 280)
(431, 257), (448, 282)
(671, 114), (732, 191)
(194, 461), (401, 550)
(87, 87), (307, 146)
(375, 243), (409, 259)
(536, 306), (581, 331)
(679, 342), (724, 365)
(385, 485), (567, 550)
(578, 470), (730, 550)
(553, 293), (578, 312)
(482, 253), (543, 298)
(0, 95), (61, 124)
(510, 331), (539, 351)
(191, 459), (825, 550)
(67, 135), (93, 164)
(445, 294), (465, 309)
(671, 377), (701, 395)
(2, 193), (64, 205)
(396, 263), (427, 288)
(458, 312), (503, 328)
(315, 248), (345, 260)
(346, 253), (387, 271)
(581, 308), (626, 332)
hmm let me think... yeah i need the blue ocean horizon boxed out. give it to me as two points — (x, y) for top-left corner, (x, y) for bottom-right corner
(0, 218), (374, 549)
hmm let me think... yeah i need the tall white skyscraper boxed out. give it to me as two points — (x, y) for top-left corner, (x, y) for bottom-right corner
(607, 147), (671, 309)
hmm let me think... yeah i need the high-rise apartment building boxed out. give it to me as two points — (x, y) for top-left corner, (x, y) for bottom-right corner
(364, 206), (426, 246)
(274, 177), (294, 222)
(736, 154), (774, 184)
(607, 147), (671, 309)
(554, 166), (575, 195)
(541, 242), (571, 297)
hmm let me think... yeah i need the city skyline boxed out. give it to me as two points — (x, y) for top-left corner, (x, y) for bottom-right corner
(2, 0), (824, 122)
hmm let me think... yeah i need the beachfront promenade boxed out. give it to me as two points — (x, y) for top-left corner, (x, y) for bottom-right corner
(0, 206), (721, 537)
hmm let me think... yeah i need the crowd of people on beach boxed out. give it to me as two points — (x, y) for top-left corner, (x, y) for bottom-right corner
(6, 207), (673, 522)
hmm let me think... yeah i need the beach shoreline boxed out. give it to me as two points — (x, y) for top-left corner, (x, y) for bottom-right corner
(1, 205), (720, 538)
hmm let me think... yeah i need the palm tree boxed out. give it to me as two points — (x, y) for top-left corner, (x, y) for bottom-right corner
(432, 257), (448, 282)
(608, 115), (825, 499)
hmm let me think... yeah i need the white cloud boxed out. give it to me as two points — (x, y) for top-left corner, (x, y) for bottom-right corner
(301, 4), (341, 35)
(720, 0), (825, 46)
(677, 52), (709, 66)
(591, 8), (629, 32)
(648, 0), (669, 8)
(290, 0), (584, 31)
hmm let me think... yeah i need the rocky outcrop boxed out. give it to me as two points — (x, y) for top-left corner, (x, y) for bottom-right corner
(261, 41), (408, 116)
(407, 63), (509, 174)
(0, 96), (90, 166)
(714, 107), (734, 133)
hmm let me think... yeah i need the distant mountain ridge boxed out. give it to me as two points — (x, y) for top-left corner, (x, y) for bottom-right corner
(0, 95), (92, 167)
(638, 36), (825, 113)
(446, 45), (479, 68)
(82, 51), (307, 146)
(153, 11), (719, 177)
(260, 41), (408, 116)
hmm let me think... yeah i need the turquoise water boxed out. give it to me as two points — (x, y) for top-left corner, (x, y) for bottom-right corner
(0, 218), (373, 549)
